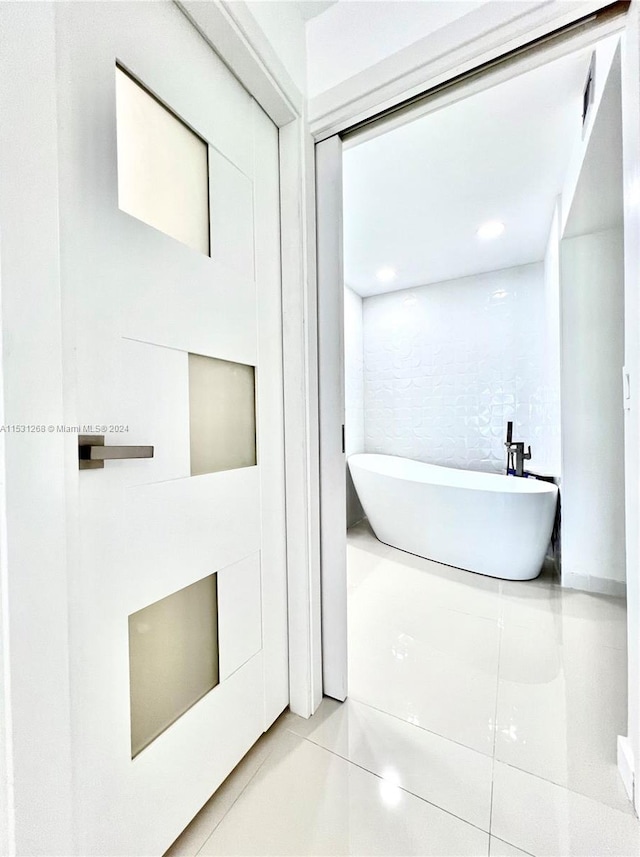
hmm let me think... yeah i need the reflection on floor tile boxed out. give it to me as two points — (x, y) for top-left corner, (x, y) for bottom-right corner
(165, 519), (635, 857)
(199, 732), (489, 856)
(495, 624), (630, 812)
(285, 697), (493, 830)
(492, 761), (640, 857)
(349, 585), (500, 753)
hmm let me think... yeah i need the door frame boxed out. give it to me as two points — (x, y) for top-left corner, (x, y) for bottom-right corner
(316, 136), (348, 701)
(315, 0), (640, 815)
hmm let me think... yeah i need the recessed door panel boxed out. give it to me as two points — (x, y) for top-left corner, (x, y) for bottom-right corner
(119, 338), (190, 485)
(189, 353), (257, 476)
(129, 573), (219, 758)
(218, 553), (263, 681)
(208, 148), (255, 279)
(115, 67), (210, 256)
(123, 469), (261, 614)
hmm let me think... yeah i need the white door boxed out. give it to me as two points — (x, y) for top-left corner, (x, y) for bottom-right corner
(55, 4), (287, 854)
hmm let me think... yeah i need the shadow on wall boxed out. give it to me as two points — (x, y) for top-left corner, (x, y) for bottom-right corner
(345, 285), (366, 527)
(346, 466), (365, 529)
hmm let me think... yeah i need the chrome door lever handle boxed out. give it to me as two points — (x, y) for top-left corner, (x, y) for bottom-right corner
(78, 434), (154, 470)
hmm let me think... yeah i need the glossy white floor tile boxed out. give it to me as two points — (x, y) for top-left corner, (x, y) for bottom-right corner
(199, 731), (488, 856)
(164, 717), (289, 857)
(495, 623), (630, 812)
(348, 551), (501, 754)
(362, 546), (504, 622)
(491, 761), (640, 857)
(559, 591), (628, 651)
(165, 520), (634, 857)
(489, 837), (533, 857)
(285, 696), (493, 830)
(346, 520), (635, 855)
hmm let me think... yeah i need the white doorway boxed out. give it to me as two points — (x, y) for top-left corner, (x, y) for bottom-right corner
(317, 2), (640, 835)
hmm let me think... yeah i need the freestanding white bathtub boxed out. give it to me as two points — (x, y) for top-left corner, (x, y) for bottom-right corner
(348, 453), (558, 581)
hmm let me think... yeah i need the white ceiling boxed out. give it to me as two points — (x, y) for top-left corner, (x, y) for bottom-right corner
(343, 47), (594, 297)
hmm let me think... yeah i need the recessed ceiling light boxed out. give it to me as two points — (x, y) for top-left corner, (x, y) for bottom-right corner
(477, 220), (505, 240)
(376, 266), (397, 283)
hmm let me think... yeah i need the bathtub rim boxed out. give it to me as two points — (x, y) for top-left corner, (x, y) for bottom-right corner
(348, 452), (559, 496)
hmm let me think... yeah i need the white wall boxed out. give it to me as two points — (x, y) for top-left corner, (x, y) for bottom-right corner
(344, 286), (365, 526)
(362, 263), (556, 474)
(560, 228), (625, 593)
(542, 201), (562, 477)
(620, 0), (640, 812)
(558, 43), (625, 595)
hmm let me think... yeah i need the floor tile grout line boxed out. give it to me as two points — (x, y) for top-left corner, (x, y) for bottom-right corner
(193, 737), (282, 857)
(343, 694), (496, 759)
(191, 533), (629, 857)
(416, 602), (504, 625)
(346, 530), (633, 853)
(492, 598), (504, 759)
(429, 609), (627, 647)
(490, 835), (537, 857)
(488, 587), (504, 843)
(350, 592), (504, 626)
(600, 641), (628, 653)
(493, 757), (637, 817)
(289, 727), (493, 838)
(348, 557), (582, 631)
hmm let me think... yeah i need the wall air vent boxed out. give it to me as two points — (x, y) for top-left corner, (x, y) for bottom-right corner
(582, 52), (596, 131)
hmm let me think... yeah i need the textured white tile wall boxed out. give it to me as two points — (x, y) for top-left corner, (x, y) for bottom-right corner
(362, 263), (558, 474)
(344, 286), (365, 525)
(541, 204), (562, 476)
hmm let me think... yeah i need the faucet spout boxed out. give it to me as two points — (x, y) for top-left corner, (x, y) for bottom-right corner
(504, 427), (532, 477)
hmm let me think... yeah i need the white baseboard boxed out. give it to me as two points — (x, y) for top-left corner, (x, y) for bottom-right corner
(563, 572), (627, 598)
(618, 735), (635, 805)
